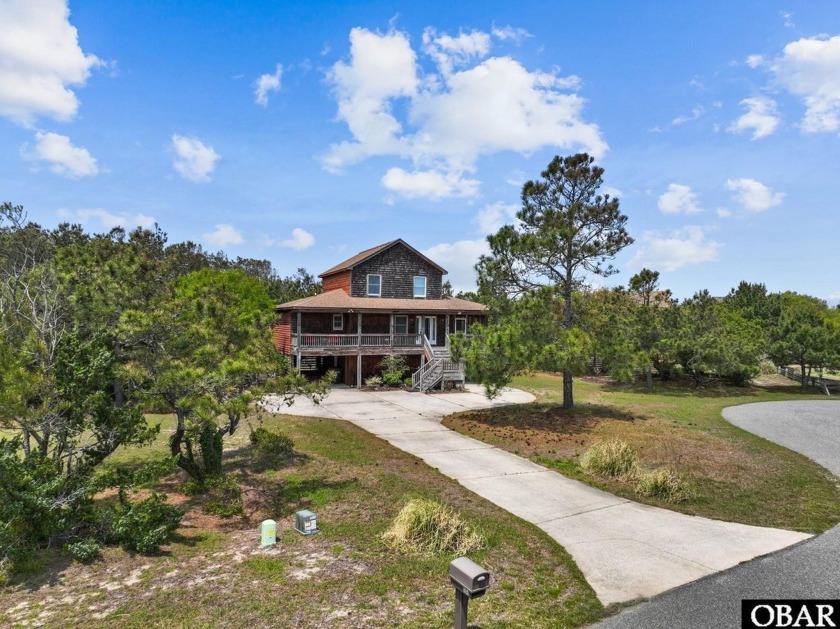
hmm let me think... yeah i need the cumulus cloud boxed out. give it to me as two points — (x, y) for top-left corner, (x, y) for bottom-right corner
(171, 134), (220, 182)
(771, 35), (840, 133)
(26, 131), (98, 177)
(726, 178), (784, 212)
(324, 27), (605, 200)
(280, 227), (315, 250)
(658, 184), (702, 214)
(474, 201), (519, 234)
(423, 239), (489, 293)
(202, 224), (243, 248)
(56, 208), (155, 230)
(729, 96), (779, 139)
(254, 63), (283, 106)
(381, 167), (479, 200)
(631, 226), (721, 272)
(0, 0), (101, 126)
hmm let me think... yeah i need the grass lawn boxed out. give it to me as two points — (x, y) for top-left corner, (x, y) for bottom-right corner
(1, 410), (603, 628)
(443, 373), (840, 533)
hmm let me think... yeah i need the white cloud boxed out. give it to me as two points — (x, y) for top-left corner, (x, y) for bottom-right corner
(746, 54), (765, 68)
(423, 239), (489, 293)
(671, 105), (704, 126)
(0, 0), (101, 126)
(171, 134), (220, 182)
(280, 227), (315, 250)
(26, 131), (98, 177)
(771, 35), (840, 133)
(381, 167), (479, 200)
(716, 207), (733, 218)
(324, 27), (606, 200)
(491, 25), (532, 43)
(631, 226), (721, 272)
(254, 63), (283, 106)
(474, 201), (518, 235)
(658, 183), (702, 214)
(422, 28), (491, 75)
(202, 224), (243, 248)
(56, 208), (155, 230)
(726, 178), (784, 212)
(728, 96), (779, 139)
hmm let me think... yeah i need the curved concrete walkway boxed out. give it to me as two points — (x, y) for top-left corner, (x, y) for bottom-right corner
(594, 399), (840, 628)
(262, 387), (810, 606)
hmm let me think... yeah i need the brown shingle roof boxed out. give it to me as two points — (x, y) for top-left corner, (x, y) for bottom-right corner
(319, 239), (447, 277)
(276, 289), (487, 313)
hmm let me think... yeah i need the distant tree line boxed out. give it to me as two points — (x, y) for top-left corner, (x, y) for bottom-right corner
(0, 202), (329, 573)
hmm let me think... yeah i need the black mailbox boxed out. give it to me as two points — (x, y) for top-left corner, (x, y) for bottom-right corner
(449, 557), (490, 599)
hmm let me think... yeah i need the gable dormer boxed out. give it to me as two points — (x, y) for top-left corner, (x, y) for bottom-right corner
(319, 239), (446, 299)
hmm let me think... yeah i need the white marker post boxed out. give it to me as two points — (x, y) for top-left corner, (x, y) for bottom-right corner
(261, 519), (276, 546)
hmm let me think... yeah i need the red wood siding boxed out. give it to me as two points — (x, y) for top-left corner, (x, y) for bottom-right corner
(273, 315), (292, 354)
(322, 271), (351, 293)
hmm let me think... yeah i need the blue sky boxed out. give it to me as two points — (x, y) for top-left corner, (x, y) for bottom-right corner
(2, 1), (840, 302)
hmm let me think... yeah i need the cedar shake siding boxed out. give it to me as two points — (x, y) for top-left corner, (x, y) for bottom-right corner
(273, 315), (292, 354)
(350, 242), (443, 299)
(322, 270), (351, 294)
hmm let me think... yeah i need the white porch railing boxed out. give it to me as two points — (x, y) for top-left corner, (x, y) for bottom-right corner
(293, 333), (424, 349)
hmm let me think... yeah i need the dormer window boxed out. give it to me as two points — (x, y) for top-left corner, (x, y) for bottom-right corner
(367, 274), (382, 296)
(413, 276), (426, 298)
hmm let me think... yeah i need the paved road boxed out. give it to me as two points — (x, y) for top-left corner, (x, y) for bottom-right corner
(262, 387), (809, 606)
(593, 400), (840, 629)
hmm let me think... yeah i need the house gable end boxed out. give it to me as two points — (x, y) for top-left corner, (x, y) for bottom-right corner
(349, 241), (445, 299)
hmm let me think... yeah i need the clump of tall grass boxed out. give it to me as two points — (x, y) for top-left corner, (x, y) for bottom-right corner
(580, 439), (639, 479)
(636, 468), (693, 503)
(382, 499), (485, 555)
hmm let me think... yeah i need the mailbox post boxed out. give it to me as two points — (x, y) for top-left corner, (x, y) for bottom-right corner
(449, 557), (490, 629)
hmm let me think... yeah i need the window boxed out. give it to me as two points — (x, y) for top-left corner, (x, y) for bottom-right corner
(413, 276), (427, 298)
(332, 314), (343, 331)
(367, 274), (381, 296)
(394, 315), (408, 334)
(455, 317), (467, 334)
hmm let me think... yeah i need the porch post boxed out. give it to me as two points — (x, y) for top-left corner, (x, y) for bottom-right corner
(296, 311), (302, 373)
(445, 314), (450, 344)
(389, 313), (394, 348)
(357, 312), (363, 388)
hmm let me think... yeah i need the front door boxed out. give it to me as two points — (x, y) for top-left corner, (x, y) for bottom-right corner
(423, 316), (437, 344)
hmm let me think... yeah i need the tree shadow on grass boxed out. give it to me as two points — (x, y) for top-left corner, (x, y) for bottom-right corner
(11, 549), (73, 592)
(456, 402), (637, 436)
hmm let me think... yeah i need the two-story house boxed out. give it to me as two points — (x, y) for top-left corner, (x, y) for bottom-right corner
(273, 239), (487, 390)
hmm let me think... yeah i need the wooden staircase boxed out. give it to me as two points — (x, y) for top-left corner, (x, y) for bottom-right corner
(411, 335), (465, 392)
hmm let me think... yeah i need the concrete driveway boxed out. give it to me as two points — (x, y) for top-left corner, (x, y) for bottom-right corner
(261, 386), (811, 606)
(594, 400), (840, 628)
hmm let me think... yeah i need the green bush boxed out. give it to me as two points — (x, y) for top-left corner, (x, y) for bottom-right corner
(364, 375), (383, 387)
(249, 427), (295, 458)
(382, 498), (485, 555)
(580, 440), (638, 479)
(404, 376), (414, 387)
(184, 475), (244, 518)
(67, 538), (101, 563)
(758, 358), (778, 375)
(109, 493), (182, 554)
(378, 354), (409, 387)
(636, 468), (693, 503)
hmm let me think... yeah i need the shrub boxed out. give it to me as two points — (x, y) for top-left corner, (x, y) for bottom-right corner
(185, 475), (243, 518)
(364, 375), (383, 387)
(636, 468), (693, 503)
(378, 354), (409, 387)
(249, 427), (295, 458)
(758, 358), (777, 375)
(382, 498), (485, 555)
(67, 538), (101, 563)
(109, 493), (182, 554)
(580, 440), (638, 479)
(404, 376), (414, 387)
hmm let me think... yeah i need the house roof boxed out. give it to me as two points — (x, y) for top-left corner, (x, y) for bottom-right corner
(276, 289), (487, 313)
(319, 239), (447, 278)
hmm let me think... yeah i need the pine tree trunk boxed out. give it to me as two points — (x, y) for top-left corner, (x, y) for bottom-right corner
(563, 370), (574, 409)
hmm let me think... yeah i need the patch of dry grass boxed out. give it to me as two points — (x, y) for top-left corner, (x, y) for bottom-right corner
(443, 373), (840, 532)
